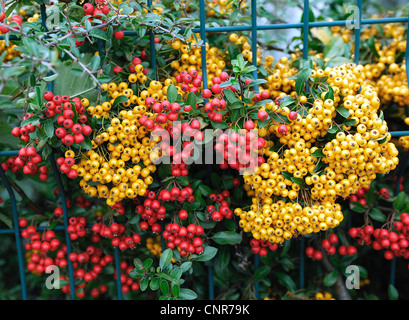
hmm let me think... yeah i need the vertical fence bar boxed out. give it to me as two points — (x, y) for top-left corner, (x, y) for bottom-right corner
(0, 166), (27, 300)
(50, 150), (75, 299)
(250, 0), (260, 300)
(198, 0), (214, 301)
(354, 0), (362, 65)
(302, 0), (309, 60)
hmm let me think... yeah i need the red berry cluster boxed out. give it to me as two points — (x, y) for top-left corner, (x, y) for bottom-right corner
(75, 195), (92, 209)
(0, 14), (22, 34)
(65, 249), (115, 298)
(249, 238), (278, 256)
(1, 147), (48, 180)
(207, 190), (234, 221)
(115, 261), (141, 294)
(163, 222), (205, 257)
(11, 113), (40, 142)
(91, 221), (142, 251)
(349, 217), (409, 261)
(349, 187), (369, 206)
(20, 224), (65, 273)
(126, 56), (149, 74)
(306, 233), (357, 260)
(43, 91), (92, 146)
(214, 124), (266, 172)
(175, 69), (202, 95)
(110, 202), (125, 215)
(154, 120), (204, 177)
(56, 155), (78, 179)
(67, 216), (87, 240)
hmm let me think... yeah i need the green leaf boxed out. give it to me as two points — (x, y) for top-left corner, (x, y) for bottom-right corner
(311, 148), (324, 157)
(194, 246), (218, 262)
(160, 279), (169, 295)
(171, 282), (180, 297)
(167, 84), (178, 103)
(388, 284), (399, 300)
(149, 277), (160, 291)
(342, 118), (358, 126)
(113, 95), (129, 108)
(336, 105), (350, 118)
(143, 258), (153, 269)
(295, 68), (312, 96)
(134, 258), (143, 269)
(159, 248), (173, 271)
(324, 85), (334, 101)
(350, 202), (366, 213)
(179, 288), (197, 300)
(185, 92), (197, 108)
(211, 231), (242, 245)
(254, 266), (271, 282)
(43, 119), (54, 138)
(323, 269), (339, 287)
(393, 192), (407, 211)
(223, 89), (240, 104)
(369, 208), (387, 223)
(198, 184), (212, 197)
(90, 55), (101, 71)
(274, 271), (297, 293)
(89, 28), (109, 40)
(0, 213), (13, 229)
(140, 277), (149, 291)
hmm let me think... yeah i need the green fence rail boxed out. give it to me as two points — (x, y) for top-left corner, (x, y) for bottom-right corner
(0, 0), (409, 300)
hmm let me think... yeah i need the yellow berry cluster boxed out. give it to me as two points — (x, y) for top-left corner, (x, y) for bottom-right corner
(206, 0), (247, 17)
(235, 61), (399, 244)
(146, 235), (162, 256)
(262, 56), (298, 98)
(315, 291), (335, 300)
(169, 35), (226, 89)
(228, 33), (262, 66)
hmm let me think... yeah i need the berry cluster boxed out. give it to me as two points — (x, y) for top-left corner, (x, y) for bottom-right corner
(163, 222), (205, 257)
(305, 233), (357, 259)
(175, 69), (202, 95)
(249, 238), (278, 256)
(11, 113), (39, 142)
(67, 216), (87, 241)
(91, 220), (142, 251)
(126, 56), (149, 84)
(207, 190), (234, 221)
(115, 260), (141, 294)
(43, 91), (91, 146)
(348, 187), (369, 207)
(349, 218), (409, 261)
(215, 125), (266, 173)
(1, 147), (48, 180)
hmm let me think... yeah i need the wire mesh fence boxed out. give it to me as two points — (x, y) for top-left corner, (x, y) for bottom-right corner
(0, 0), (409, 300)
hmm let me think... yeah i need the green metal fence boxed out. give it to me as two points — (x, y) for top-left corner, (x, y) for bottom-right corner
(0, 0), (409, 300)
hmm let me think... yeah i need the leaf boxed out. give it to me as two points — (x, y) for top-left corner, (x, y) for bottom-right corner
(223, 89), (239, 104)
(194, 246), (218, 262)
(274, 271), (297, 293)
(388, 284), (399, 300)
(179, 288), (197, 300)
(149, 277), (160, 291)
(211, 231), (242, 245)
(171, 282), (180, 297)
(113, 95), (128, 108)
(369, 208), (387, 223)
(393, 192), (407, 211)
(350, 201), (366, 213)
(324, 85), (334, 101)
(311, 148), (324, 157)
(198, 184), (212, 197)
(90, 55), (101, 71)
(295, 68), (312, 96)
(185, 92), (197, 108)
(159, 248), (173, 271)
(143, 258), (153, 269)
(323, 269), (339, 287)
(89, 28), (109, 40)
(160, 279), (169, 295)
(140, 277), (149, 291)
(0, 213), (13, 229)
(336, 105), (350, 118)
(133, 258), (143, 269)
(254, 266), (271, 281)
(43, 119), (54, 138)
(167, 84), (178, 103)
